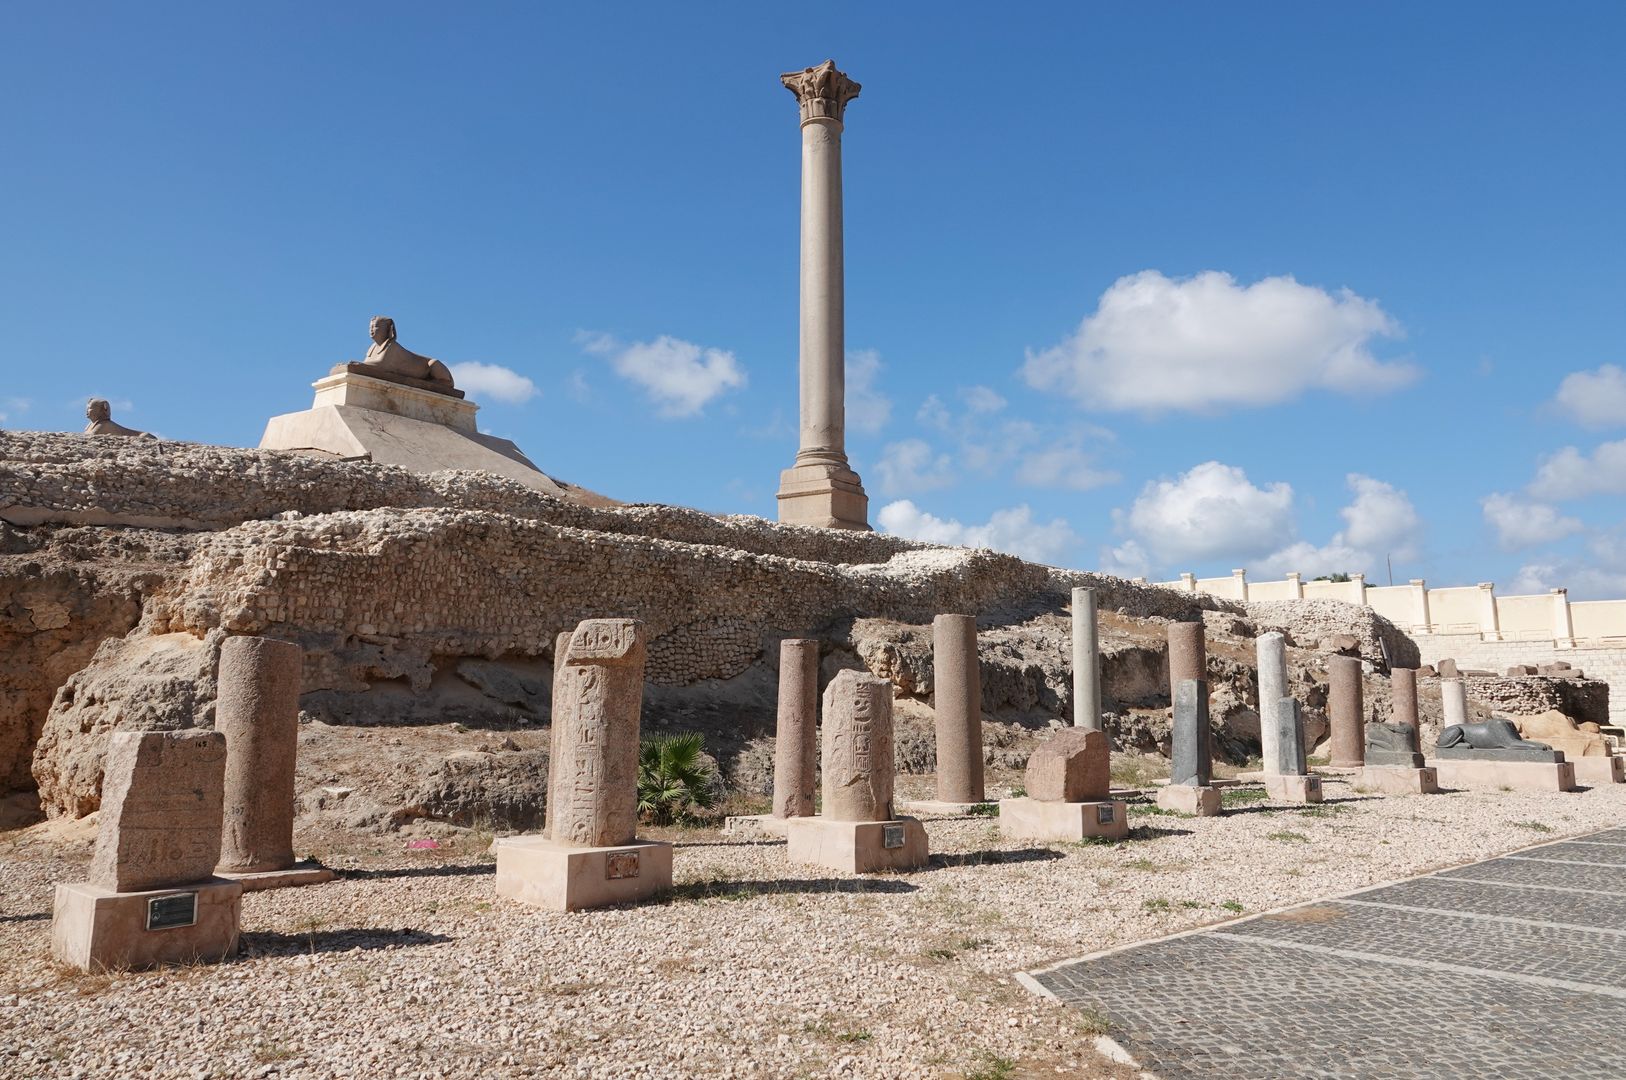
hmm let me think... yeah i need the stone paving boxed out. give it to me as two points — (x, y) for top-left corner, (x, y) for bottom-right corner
(1026, 830), (1626, 1079)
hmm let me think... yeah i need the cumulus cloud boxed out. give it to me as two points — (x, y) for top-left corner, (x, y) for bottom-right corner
(874, 439), (955, 496)
(1481, 493), (1584, 550)
(1098, 539), (1152, 579)
(448, 362), (538, 405)
(1554, 364), (1626, 429)
(1529, 439), (1626, 500)
(1021, 270), (1416, 412)
(578, 331), (746, 418)
(1339, 475), (1421, 561)
(845, 349), (891, 435)
(1013, 436), (1120, 491)
(877, 500), (1081, 566)
(961, 385), (1008, 413)
(1121, 461), (1295, 565)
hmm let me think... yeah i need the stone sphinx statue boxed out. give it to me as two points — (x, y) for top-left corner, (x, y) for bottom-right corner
(82, 398), (153, 438)
(1364, 721), (1423, 768)
(1436, 718), (1562, 763)
(356, 316), (456, 391)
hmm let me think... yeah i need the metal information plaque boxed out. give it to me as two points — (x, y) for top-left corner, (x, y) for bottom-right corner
(1096, 804), (1116, 825)
(146, 892), (198, 931)
(605, 852), (640, 880)
(1308, 778), (1322, 795)
(882, 824), (905, 849)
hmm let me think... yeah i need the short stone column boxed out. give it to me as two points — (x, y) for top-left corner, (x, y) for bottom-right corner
(772, 639), (820, 820)
(1000, 728), (1127, 840)
(1263, 699), (1323, 804)
(53, 731), (243, 970)
(496, 619), (673, 911)
(214, 637), (327, 889)
(1256, 633), (1288, 774)
(787, 670), (928, 872)
(1167, 621), (1207, 688)
(1391, 668), (1421, 753)
(1441, 677), (1469, 729)
(1072, 587), (1102, 731)
(930, 614), (986, 807)
(1157, 679), (1221, 816)
(1327, 655), (1365, 767)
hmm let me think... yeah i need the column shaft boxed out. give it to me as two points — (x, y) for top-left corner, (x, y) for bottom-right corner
(798, 119), (845, 465)
(216, 636), (303, 874)
(772, 639), (820, 818)
(933, 614), (985, 803)
(1072, 587), (1101, 730)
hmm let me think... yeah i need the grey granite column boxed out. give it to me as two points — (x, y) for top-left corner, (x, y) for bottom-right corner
(1171, 679), (1213, 787)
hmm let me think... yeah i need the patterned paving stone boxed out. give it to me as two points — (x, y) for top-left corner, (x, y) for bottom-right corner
(1355, 876), (1626, 930)
(1437, 856), (1626, 894)
(1504, 841), (1626, 866)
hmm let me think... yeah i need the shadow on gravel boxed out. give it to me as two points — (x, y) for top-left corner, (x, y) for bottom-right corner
(337, 862), (496, 881)
(240, 927), (453, 957)
(932, 847), (1063, 869)
(661, 877), (919, 903)
(1127, 825), (1193, 841)
(674, 838), (785, 849)
(0, 911), (49, 924)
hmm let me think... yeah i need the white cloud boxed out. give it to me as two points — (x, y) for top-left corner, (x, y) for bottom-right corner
(845, 349), (891, 435)
(1021, 270), (1416, 412)
(877, 500), (1081, 566)
(916, 394), (952, 432)
(874, 439), (955, 495)
(578, 331), (746, 418)
(1013, 436), (1120, 492)
(1481, 493), (1583, 550)
(1121, 461), (1296, 565)
(0, 397), (31, 424)
(1529, 439), (1626, 500)
(961, 385), (1007, 413)
(1339, 475), (1421, 561)
(1098, 539), (1152, 579)
(448, 362), (538, 405)
(1554, 364), (1626, 429)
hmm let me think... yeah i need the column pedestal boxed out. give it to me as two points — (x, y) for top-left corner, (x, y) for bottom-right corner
(494, 836), (672, 912)
(52, 878), (242, 972)
(999, 798), (1128, 841)
(777, 462), (869, 530)
(1263, 774), (1323, 804)
(785, 816), (927, 874)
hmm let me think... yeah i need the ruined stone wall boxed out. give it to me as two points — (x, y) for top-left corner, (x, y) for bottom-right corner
(1414, 633), (1625, 726)
(1461, 674), (1611, 728)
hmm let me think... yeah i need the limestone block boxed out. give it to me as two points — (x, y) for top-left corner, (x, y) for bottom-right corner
(90, 731), (227, 893)
(1511, 710), (1611, 759)
(1571, 755), (1625, 786)
(1263, 774), (1322, 804)
(785, 815), (928, 874)
(1024, 728), (1109, 803)
(1428, 758), (1578, 792)
(1355, 766), (1440, 796)
(998, 797), (1127, 842)
(1155, 784), (1221, 816)
(494, 835), (672, 912)
(52, 878), (242, 972)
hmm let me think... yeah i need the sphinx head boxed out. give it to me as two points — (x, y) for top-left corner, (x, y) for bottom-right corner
(86, 398), (111, 422)
(369, 316), (397, 345)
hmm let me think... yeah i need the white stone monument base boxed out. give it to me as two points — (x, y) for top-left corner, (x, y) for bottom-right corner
(997, 798), (1128, 842)
(1428, 759), (1578, 792)
(720, 813), (792, 838)
(52, 878), (242, 971)
(494, 836), (673, 912)
(1155, 784), (1222, 816)
(1572, 756), (1626, 786)
(785, 816), (928, 874)
(1263, 774), (1324, 804)
(776, 462), (869, 530)
(215, 861), (336, 893)
(897, 799), (994, 816)
(1355, 766), (1440, 795)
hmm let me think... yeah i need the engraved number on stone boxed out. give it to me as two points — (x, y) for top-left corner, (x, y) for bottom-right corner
(605, 852), (640, 880)
(882, 824), (905, 850)
(146, 893), (198, 931)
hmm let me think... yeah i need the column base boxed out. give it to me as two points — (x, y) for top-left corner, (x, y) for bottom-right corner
(998, 798), (1128, 842)
(1572, 756), (1626, 785)
(1155, 785), (1222, 816)
(215, 860), (336, 892)
(776, 463), (869, 531)
(494, 836), (673, 912)
(720, 813), (792, 838)
(1263, 774), (1324, 804)
(52, 878), (242, 972)
(785, 816), (928, 873)
(1428, 759), (1578, 792)
(1355, 766), (1440, 795)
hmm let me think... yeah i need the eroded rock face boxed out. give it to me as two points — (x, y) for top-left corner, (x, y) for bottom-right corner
(400, 749), (550, 831)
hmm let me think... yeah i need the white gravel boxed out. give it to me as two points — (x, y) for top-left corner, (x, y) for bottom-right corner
(4, 779), (1623, 1080)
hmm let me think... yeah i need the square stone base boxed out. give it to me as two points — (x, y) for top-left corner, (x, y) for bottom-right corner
(1572, 756), (1626, 786)
(785, 816), (928, 874)
(720, 814), (792, 838)
(1428, 759), (1578, 792)
(776, 463), (869, 531)
(1263, 774), (1323, 804)
(1155, 785), (1222, 816)
(494, 836), (673, 912)
(52, 878), (242, 972)
(1355, 766), (1440, 795)
(215, 861), (336, 893)
(897, 799), (994, 817)
(998, 798), (1128, 842)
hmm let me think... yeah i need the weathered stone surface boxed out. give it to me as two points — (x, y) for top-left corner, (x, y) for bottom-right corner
(1442, 677), (1469, 729)
(545, 619), (645, 848)
(1171, 679), (1212, 787)
(932, 614), (985, 804)
(771, 638), (819, 819)
(1276, 698), (1308, 776)
(1365, 722), (1424, 768)
(1257, 633), (1288, 774)
(403, 748), (550, 831)
(1167, 622), (1207, 689)
(1391, 668), (1420, 751)
(89, 730), (227, 892)
(215, 636), (303, 874)
(1438, 658), (1460, 679)
(1436, 719), (1562, 762)
(1025, 728), (1110, 803)
(1511, 710), (1612, 759)
(1072, 587), (1101, 730)
(822, 669), (895, 822)
(1327, 655), (1365, 767)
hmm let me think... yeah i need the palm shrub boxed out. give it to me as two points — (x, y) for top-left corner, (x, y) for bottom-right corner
(637, 733), (718, 824)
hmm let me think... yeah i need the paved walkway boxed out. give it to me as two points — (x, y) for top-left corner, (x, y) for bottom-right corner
(1024, 828), (1626, 1079)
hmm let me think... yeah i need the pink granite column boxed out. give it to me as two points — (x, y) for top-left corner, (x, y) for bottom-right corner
(1167, 621), (1207, 689)
(772, 639), (820, 819)
(1327, 655), (1365, 767)
(215, 636), (304, 874)
(1391, 668), (1421, 752)
(932, 614), (985, 804)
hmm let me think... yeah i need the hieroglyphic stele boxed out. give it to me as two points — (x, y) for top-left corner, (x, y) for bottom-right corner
(821, 669), (894, 822)
(780, 58), (861, 124)
(89, 730), (227, 892)
(546, 619), (646, 848)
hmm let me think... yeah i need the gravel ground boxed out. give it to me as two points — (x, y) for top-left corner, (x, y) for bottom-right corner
(3, 778), (1623, 1080)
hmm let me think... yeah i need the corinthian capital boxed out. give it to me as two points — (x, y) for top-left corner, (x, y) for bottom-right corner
(780, 59), (861, 124)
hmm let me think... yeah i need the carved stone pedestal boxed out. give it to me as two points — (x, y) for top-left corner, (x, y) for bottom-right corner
(785, 816), (927, 874)
(998, 798), (1128, 842)
(1263, 774), (1323, 804)
(1429, 759), (1578, 793)
(52, 878), (242, 972)
(494, 836), (672, 912)
(1156, 785), (1221, 816)
(1355, 766), (1440, 795)
(1572, 756), (1626, 786)
(776, 463), (869, 530)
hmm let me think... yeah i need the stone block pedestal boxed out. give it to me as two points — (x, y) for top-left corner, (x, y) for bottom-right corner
(52, 878), (242, 971)
(1429, 759), (1578, 793)
(215, 861), (337, 893)
(785, 816), (928, 874)
(1572, 756), (1626, 786)
(1155, 785), (1221, 816)
(720, 814), (792, 839)
(998, 798), (1128, 842)
(898, 799), (994, 817)
(1356, 766), (1440, 795)
(494, 836), (672, 912)
(1263, 774), (1323, 804)
(776, 463), (869, 531)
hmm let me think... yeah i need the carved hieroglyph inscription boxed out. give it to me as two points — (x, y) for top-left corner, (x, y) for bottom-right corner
(546, 619), (646, 848)
(821, 669), (894, 822)
(90, 730), (227, 893)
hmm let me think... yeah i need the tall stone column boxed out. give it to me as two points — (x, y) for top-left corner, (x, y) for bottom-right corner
(772, 639), (820, 819)
(1391, 668), (1421, 752)
(1072, 588), (1102, 731)
(932, 614), (986, 804)
(1256, 633), (1288, 774)
(215, 636), (304, 874)
(1327, 655), (1365, 767)
(1167, 621), (1207, 688)
(775, 59), (869, 531)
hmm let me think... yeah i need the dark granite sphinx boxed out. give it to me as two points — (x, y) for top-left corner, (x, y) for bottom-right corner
(1365, 722), (1425, 768)
(1435, 718), (1564, 763)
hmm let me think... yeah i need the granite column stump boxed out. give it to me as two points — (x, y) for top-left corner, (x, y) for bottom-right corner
(1327, 655), (1365, 767)
(1262, 699), (1323, 804)
(915, 613), (988, 813)
(764, 638), (821, 837)
(1391, 668), (1422, 753)
(1157, 679), (1221, 816)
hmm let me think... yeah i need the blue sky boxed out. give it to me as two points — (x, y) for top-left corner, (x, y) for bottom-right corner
(4, 4), (1624, 595)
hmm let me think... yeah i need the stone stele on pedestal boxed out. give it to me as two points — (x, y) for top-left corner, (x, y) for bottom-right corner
(495, 619), (673, 911)
(213, 636), (333, 891)
(1000, 728), (1127, 841)
(53, 731), (243, 971)
(1263, 699), (1323, 804)
(786, 669), (928, 873)
(1157, 679), (1221, 816)
(1355, 716), (1439, 795)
